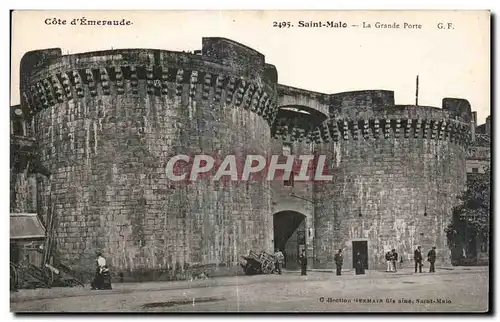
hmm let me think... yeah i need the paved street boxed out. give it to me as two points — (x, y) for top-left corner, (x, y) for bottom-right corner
(11, 267), (489, 313)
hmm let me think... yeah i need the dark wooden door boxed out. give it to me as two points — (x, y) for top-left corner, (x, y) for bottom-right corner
(352, 241), (368, 269)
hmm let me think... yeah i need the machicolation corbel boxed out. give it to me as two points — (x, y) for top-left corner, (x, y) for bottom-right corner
(85, 68), (97, 97)
(405, 119), (412, 138)
(100, 68), (110, 95)
(114, 67), (125, 94)
(130, 66), (138, 94)
(51, 75), (64, 103)
(42, 79), (55, 105)
(225, 77), (236, 104)
(175, 69), (184, 97)
(202, 73), (212, 101)
(415, 119), (422, 138)
(60, 72), (72, 99)
(394, 119), (401, 138)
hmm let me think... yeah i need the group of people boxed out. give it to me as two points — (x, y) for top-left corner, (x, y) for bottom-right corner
(385, 249), (400, 272)
(334, 249), (366, 275)
(385, 246), (437, 273)
(274, 248), (309, 276)
(275, 246), (438, 277)
(92, 245), (437, 289)
(413, 245), (437, 273)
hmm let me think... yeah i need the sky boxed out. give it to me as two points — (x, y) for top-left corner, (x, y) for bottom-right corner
(10, 10), (490, 123)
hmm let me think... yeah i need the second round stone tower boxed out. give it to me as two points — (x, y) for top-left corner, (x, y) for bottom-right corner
(312, 91), (470, 269)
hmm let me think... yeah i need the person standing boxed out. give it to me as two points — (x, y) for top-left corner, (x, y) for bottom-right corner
(299, 249), (307, 276)
(274, 249), (284, 275)
(414, 246), (423, 273)
(334, 249), (343, 276)
(91, 251), (107, 290)
(427, 246), (437, 273)
(391, 249), (398, 273)
(385, 251), (393, 272)
(355, 252), (365, 275)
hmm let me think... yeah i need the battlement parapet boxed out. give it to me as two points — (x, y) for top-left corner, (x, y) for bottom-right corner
(202, 37), (265, 79)
(329, 90), (395, 118)
(303, 116), (470, 146)
(340, 104), (458, 121)
(442, 98), (473, 124)
(18, 42), (475, 146)
(20, 55), (279, 125)
(22, 50), (272, 85)
(264, 64), (278, 84)
(21, 38), (272, 89)
(274, 102), (470, 145)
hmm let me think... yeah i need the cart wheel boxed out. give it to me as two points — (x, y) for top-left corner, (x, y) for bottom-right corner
(10, 264), (18, 290)
(261, 263), (271, 274)
(248, 263), (258, 275)
(243, 264), (251, 275)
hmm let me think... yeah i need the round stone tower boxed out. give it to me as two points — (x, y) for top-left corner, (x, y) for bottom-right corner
(312, 91), (470, 269)
(19, 38), (278, 281)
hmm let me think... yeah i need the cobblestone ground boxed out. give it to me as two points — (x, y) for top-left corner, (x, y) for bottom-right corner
(10, 267), (489, 313)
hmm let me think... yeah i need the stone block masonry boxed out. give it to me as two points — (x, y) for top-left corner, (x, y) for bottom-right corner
(14, 37), (472, 280)
(19, 38), (278, 281)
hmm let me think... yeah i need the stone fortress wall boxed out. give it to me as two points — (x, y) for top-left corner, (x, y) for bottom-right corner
(13, 37), (473, 279)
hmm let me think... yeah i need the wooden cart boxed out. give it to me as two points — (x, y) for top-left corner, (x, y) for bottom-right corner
(45, 263), (85, 287)
(240, 250), (276, 275)
(10, 262), (53, 289)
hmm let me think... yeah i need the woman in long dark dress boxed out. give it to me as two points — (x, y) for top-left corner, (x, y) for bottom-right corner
(91, 251), (112, 290)
(355, 252), (365, 275)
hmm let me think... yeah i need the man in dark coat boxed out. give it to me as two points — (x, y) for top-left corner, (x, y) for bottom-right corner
(427, 246), (437, 273)
(414, 246), (423, 273)
(391, 249), (398, 272)
(355, 252), (365, 275)
(334, 249), (343, 276)
(299, 249), (307, 276)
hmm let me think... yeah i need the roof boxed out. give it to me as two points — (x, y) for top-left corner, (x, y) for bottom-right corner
(10, 213), (46, 240)
(475, 134), (491, 147)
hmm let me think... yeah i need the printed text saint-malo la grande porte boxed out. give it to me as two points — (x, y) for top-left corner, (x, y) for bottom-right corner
(273, 20), (422, 29)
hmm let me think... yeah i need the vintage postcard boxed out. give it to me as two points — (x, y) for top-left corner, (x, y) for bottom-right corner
(9, 10), (491, 313)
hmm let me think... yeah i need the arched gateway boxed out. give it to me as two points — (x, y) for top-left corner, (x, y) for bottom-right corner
(273, 211), (307, 269)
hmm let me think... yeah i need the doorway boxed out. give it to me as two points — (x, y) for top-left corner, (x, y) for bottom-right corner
(10, 242), (20, 264)
(352, 240), (368, 269)
(273, 211), (306, 269)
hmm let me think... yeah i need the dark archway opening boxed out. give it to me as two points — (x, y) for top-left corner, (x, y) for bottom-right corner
(271, 106), (328, 138)
(273, 211), (306, 269)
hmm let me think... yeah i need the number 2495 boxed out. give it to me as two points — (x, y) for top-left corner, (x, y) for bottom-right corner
(273, 21), (292, 28)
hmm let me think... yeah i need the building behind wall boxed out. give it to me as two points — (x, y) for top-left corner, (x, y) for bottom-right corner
(462, 113), (491, 264)
(11, 37), (484, 281)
